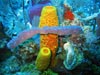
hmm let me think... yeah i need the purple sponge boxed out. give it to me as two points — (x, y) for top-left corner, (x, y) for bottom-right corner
(7, 26), (83, 49)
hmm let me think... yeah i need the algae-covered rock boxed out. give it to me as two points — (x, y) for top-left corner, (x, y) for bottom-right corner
(20, 63), (41, 75)
(92, 64), (100, 75)
(0, 56), (20, 74)
(42, 69), (58, 75)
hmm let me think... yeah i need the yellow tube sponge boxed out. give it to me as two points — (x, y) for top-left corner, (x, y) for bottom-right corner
(35, 47), (51, 71)
(39, 6), (59, 67)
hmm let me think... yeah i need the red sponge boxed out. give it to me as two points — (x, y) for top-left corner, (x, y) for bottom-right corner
(64, 10), (74, 20)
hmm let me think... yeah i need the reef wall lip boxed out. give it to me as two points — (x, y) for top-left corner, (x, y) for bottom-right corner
(7, 25), (83, 49)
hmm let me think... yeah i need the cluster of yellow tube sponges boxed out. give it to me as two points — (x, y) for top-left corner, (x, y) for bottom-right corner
(36, 6), (59, 70)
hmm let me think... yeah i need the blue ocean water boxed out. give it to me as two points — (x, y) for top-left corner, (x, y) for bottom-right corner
(0, 0), (100, 75)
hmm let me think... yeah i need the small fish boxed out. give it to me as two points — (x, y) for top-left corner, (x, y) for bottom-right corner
(96, 13), (100, 26)
(96, 13), (100, 37)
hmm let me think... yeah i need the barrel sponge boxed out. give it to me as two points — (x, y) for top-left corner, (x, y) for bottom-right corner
(39, 6), (59, 67)
(35, 47), (51, 71)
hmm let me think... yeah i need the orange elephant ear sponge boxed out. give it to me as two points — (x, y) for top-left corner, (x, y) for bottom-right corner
(39, 6), (59, 67)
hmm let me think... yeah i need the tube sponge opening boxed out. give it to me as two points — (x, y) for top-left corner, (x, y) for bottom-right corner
(41, 47), (51, 56)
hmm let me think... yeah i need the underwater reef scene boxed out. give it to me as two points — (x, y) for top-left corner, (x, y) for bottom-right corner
(0, 0), (100, 75)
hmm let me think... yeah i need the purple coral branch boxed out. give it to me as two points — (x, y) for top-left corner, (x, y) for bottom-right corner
(7, 26), (83, 49)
